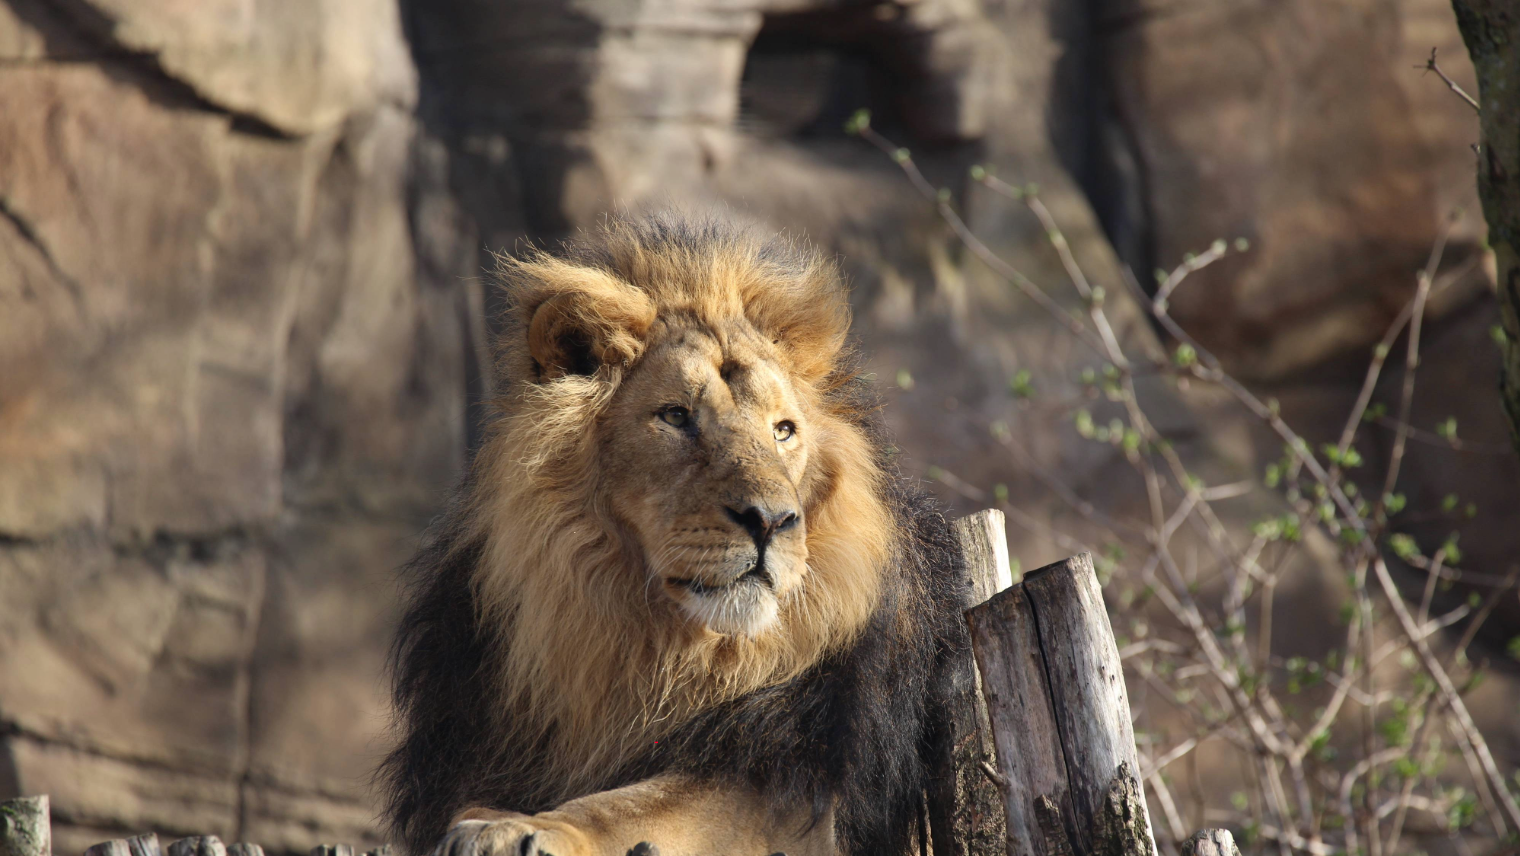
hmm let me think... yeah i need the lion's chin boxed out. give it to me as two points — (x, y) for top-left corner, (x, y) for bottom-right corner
(677, 582), (780, 638)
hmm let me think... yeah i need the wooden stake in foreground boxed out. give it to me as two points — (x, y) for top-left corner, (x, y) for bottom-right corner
(0, 796), (49, 856)
(967, 552), (1156, 856)
(927, 510), (1015, 856)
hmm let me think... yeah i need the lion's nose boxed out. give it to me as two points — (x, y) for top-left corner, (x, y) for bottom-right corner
(724, 504), (800, 549)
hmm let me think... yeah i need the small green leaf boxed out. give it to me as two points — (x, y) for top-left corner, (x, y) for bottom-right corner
(1009, 368), (1034, 399)
(1122, 428), (1142, 453)
(844, 109), (871, 134)
(1389, 533), (1420, 559)
(1264, 463), (1282, 489)
(1441, 533), (1462, 564)
(1075, 409), (1095, 439)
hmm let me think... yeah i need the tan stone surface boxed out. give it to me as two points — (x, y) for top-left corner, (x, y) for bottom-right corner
(1098, 0), (1491, 378)
(0, 0), (459, 849)
(67, 0), (415, 133)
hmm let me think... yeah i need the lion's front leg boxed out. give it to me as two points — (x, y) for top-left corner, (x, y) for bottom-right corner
(434, 774), (835, 856)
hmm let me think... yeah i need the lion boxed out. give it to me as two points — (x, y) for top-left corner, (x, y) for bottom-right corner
(379, 213), (968, 856)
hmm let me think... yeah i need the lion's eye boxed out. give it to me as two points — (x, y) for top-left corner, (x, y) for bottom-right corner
(659, 406), (690, 428)
(774, 420), (796, 442)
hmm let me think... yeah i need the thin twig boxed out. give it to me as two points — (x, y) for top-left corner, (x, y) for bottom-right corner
(1421, 48), (1481, 114)
(1380, 250), (1440, 508)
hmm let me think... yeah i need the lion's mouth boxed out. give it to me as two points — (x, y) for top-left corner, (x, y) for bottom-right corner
(666, 562), (781, 637)
(669, 564), (773, 596)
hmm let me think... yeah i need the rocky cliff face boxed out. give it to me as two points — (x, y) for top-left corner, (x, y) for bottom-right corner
(0, 1), (460, 852)
(2, 0), (1515, 852)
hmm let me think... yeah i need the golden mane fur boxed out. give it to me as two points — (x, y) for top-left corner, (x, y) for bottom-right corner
(452, 215), (898, 805)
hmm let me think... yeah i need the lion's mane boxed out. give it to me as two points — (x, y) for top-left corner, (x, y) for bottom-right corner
(379, 214), (967, 856)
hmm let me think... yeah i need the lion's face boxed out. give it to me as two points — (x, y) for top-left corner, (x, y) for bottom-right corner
(482, 217), (889, 664)
(600, 319), (824, 637)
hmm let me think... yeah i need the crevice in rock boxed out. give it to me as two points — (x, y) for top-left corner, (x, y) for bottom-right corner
(22, 0), (295, 139)
(231, 556), (269, 844)
(0, 531), (51, 548)
(0, 720), (231, 779)
(109, 527), (259, 567)
(0, 194), (83, 303)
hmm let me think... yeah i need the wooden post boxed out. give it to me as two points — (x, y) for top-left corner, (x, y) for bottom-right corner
(168, 837), (226, 856)
(967, 553), (1156, 856)
(927, 510), (1014, 856)
(0, 796), (49, 856)
(1180, 830), (1239, 856)
(85, 834), (161, 856)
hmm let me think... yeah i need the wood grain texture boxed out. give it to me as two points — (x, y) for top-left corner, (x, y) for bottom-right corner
(85, 834), (160, 856)
(167, 837), (225, 856)
(930, 509), (1014, 856)
(952, 510), (1015, 604)
(967, 582), (1077, 856)
(84, 841), (129, 856)
(0, 798), (49, 856)
(1021, 554), (1155, 856)
(1180, 829), (1240, 856)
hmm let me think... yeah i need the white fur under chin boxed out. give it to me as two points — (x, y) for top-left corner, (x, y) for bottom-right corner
(680, 584), (780, 637)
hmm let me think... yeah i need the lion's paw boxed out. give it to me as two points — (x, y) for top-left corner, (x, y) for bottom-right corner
(433, 819), (591, 856)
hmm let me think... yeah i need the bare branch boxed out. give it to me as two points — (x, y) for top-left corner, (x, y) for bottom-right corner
(1421, 47), (1481, 114)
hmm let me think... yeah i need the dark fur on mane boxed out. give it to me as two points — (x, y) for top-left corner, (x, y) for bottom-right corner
(377, 222), (969, 856)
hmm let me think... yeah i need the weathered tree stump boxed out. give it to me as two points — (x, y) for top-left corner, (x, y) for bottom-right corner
(967, 553), (1156, 856)
(928, 510), (1014, 856)
(0, 796), (49, 856)
(168, 837), (226, 856)
(1180, 829), (1240, 856)
(84, 833), (160, 856)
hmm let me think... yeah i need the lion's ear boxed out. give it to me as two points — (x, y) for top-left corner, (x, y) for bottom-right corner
(510, 259), (657, 380)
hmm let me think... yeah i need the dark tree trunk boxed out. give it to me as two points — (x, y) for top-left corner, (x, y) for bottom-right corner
(1449, 0), (1520, 454)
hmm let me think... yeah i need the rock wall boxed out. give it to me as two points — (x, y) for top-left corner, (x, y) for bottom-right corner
(0, 1), (464, 852)
(1093, 0), (1493, 379)
(3, 0), (1516, 852)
